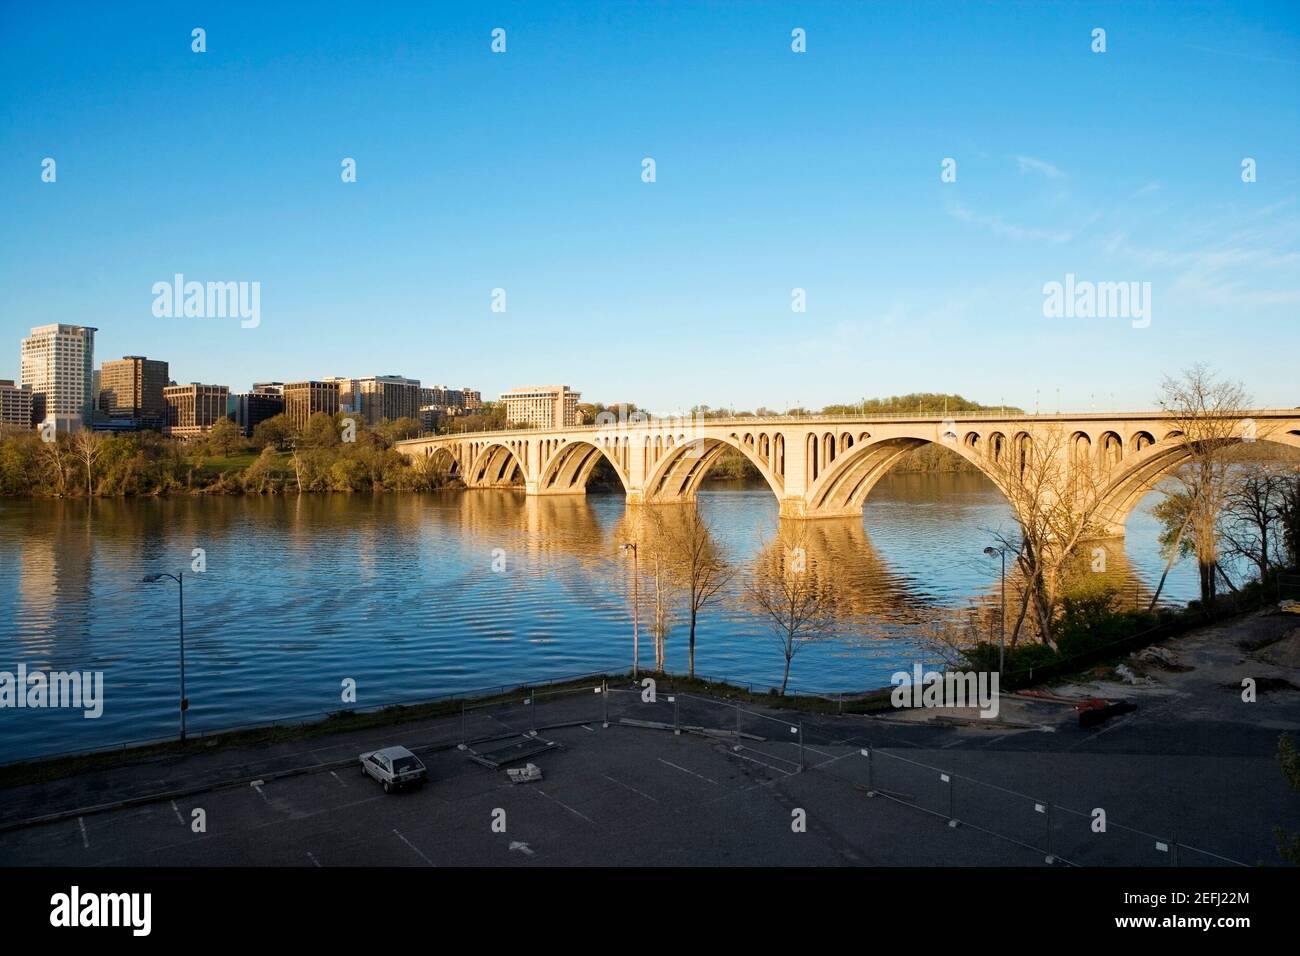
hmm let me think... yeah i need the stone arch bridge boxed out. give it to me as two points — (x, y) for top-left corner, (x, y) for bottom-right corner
(395, 410), (1300, 535)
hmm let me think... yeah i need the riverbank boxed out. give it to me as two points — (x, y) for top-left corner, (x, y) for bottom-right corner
(0, 413), (446, 496)
(6, 596), (1295, 793)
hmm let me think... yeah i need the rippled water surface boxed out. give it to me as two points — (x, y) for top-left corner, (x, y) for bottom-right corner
(0, 474), (1195, 760)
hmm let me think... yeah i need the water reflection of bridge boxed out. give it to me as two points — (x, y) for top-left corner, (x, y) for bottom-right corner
(420, 490), (1169, 623)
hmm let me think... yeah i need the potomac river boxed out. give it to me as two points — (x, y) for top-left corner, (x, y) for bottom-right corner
(0, 473), (1193, 762)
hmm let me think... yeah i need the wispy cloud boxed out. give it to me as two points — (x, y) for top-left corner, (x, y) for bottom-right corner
(945, 201), (1085, 244)
(1014, 155), (1066, 179)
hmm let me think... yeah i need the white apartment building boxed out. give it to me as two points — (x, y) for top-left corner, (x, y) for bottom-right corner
(20, 323), (97, 427)
(500, 385), (581, 430)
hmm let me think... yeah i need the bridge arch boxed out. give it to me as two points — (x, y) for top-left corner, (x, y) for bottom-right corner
(467, 441), (527, 487)
(538, 438), (631, 493)
(805, 432), (1008, 517)
(642, 433), (785, 504)
(1096, 432), (1300, 531)
(422, 445), (462, 477)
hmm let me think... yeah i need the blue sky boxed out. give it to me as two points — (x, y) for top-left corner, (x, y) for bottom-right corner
(2, 1), (1297, 414)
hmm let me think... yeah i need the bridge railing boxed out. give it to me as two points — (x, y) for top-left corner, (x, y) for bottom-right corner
(399, 407), (1297, 444)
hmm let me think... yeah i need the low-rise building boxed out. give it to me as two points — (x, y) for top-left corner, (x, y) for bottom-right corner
(0, 379), (34, 428)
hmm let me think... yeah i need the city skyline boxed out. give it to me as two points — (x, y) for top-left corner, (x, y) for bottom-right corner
(2, 1), (1296, 415)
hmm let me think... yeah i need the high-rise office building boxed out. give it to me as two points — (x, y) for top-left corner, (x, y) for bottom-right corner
(500, 385), (581, 430)
(356, 375), (420, 425)
(283, 381), (340, 431)
(20, 323), (97, 429)
(0, 380), (34, 428)
(99, 355), (168, 427)
(163, 383), (230, 438)
(322, 377), (361, 417)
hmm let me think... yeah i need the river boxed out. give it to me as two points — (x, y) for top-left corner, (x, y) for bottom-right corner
(0, 473), (1194, 761)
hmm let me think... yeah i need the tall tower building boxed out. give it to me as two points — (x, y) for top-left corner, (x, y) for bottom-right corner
(20, 323), (97, 427)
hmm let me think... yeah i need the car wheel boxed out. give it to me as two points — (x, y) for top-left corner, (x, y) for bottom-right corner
(383, 780), (391, 793)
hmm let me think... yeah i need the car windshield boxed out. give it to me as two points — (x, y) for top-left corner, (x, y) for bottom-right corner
(393, 756), (421, 772)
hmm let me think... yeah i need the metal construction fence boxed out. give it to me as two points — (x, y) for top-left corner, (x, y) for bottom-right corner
(453, 679), (810, 772)
(821, 746), (1250, 868)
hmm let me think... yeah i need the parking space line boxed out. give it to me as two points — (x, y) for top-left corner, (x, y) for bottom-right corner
(306, 851), (322, 867)
(811, 750), (858, 770)
(657, 758), (717, 786)
(250, 780), (270, 803)
(537, 789), (601, 827)
(77, 816), (89, 849)
(602, 773), (659, 804)
(170, 800), (184, 824)
(329, 770), (347, 787)
(726, 748), (793, 776)
(392, 828), (435, 866)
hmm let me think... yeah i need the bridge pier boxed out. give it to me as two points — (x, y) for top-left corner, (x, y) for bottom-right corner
(778, 497), (862, 520)
(523, 479), (586, 496)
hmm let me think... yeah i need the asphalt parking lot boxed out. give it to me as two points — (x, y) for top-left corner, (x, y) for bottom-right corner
(2, 613), (1298, 867)
(0, 715), (1042, 867)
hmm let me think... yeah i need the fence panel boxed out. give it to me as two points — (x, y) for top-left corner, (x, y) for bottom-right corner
(951, 775), (1051, 855)
(674, 692), (743, 736)
(1049, 811), (1177, 867)
(737, 707), (804, 773)
(865, 750), (955, 821)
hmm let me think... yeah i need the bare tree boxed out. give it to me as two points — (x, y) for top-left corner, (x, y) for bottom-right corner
(985, 425), (1108, 648)
(37, 433), (69, 496)
(71, 428), (105, 497)
(629, 507), (679, 672)
(1279, 472), (1300, 568)
(745, 530), (837, 695)
(1158, 365), (1253, 609)
(663, 507), (732, 678)
(1221, 462), (1286, 581)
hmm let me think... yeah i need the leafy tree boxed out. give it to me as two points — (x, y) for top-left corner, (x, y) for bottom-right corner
(251, 414), (294, 451)
(207, 418), (245, 456)
(298, 413), (340, 449)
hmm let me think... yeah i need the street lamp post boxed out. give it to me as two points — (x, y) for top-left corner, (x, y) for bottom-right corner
(622, 543), (639, 677)
(982, 547), (1006, 673)
(143, 571), (187, 743)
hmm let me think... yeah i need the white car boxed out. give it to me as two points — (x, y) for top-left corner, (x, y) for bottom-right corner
(359, 745), (428, 793)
